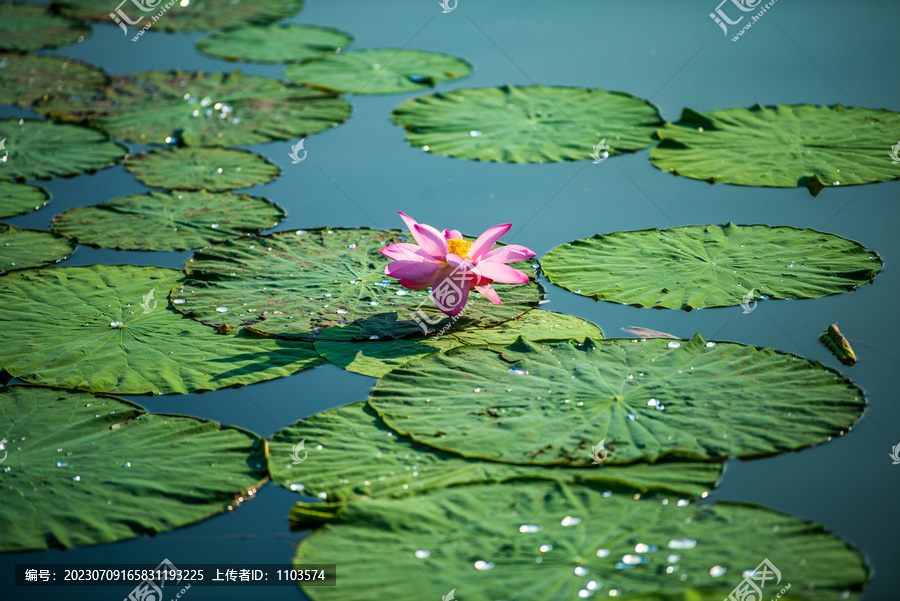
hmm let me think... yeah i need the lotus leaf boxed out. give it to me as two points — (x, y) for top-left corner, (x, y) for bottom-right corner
(651, 104), (900, 195)
(369, 335), (864, 465)
(51, 190), (284, 251)
(541, 223), (882, 310)
(391, 85), (663, 162)
(172, 227), (541, 341)
(0, 223), (75, 275)
(286, 49), (472, 94)
(0, 385), (267, 551)
(123, 147), (280, 191)
(0, 265), (322, 394)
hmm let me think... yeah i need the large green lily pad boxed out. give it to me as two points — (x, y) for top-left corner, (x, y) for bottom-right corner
(391, 85), (664, 162)
(51, 190), (284, 251)
(369, 334), (864, 465)
(36, 70), (350, 147)
(0, 181), (49, 218)
(0, 385), (267, 552)
(651, 104), (900, 195)
(0, 223), (76, 275)
(0, 265), (322, 394)
(315, 309), (603, 377)
(54, 0), (302, 32)
(541, 223), (882, 310)
(286, 49), (472, 95)
(269, 402), (722, 504)
(198, 24), (352, 63)
(294, 481), (868, 601)
(123, 147), (280, 191)
(0, 118), (127, 181)
(0, 52), (107, 107)
(0, 3), (90, 51)
(172, 227), (542, 341)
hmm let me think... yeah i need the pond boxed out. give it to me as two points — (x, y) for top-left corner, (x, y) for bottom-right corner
(1, 0), (898, 600)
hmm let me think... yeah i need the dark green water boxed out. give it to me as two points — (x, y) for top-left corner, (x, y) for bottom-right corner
(2, 0), (899, 599)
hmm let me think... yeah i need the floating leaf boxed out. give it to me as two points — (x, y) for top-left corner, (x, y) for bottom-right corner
(286, 49), (472, 94)
(0, 223), (75, 275)
(51, 190), (284, 251)
(0, 52), (106, 106)
(369, 334), (864, 466)
(541, 223), (882, 310)
(55, 0), (302, 32)
(269, 402), (721, 504)
(172, 228), (541, 341)
(123, 147), (280, 191)
(0, 385), (267, 552)
(391, 84), (663, 162)
(0, 3), (90, 51)
(0, 118), (126, 181)
(315, 309), (603, 378)
(294, 481), (868, 601)
(820, 323), (856, 366)
(37, 70), (350, 147)
(0, 181), (49, 218)
(198, 24), (352, 63)
(0, 265), (322, 394)
(651, 104), (900, 195)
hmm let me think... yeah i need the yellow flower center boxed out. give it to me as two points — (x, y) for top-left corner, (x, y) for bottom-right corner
(447, 238), (473, 258)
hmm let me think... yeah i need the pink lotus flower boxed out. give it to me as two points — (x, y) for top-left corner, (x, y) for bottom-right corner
(381, 212), (536, 317)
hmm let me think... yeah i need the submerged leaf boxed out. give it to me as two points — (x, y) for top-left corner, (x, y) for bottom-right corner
(541, 223), (882, 310)
(0, 385), (267, 552)
(369, 334), (865, 465)
(620, 326), (679, 339)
